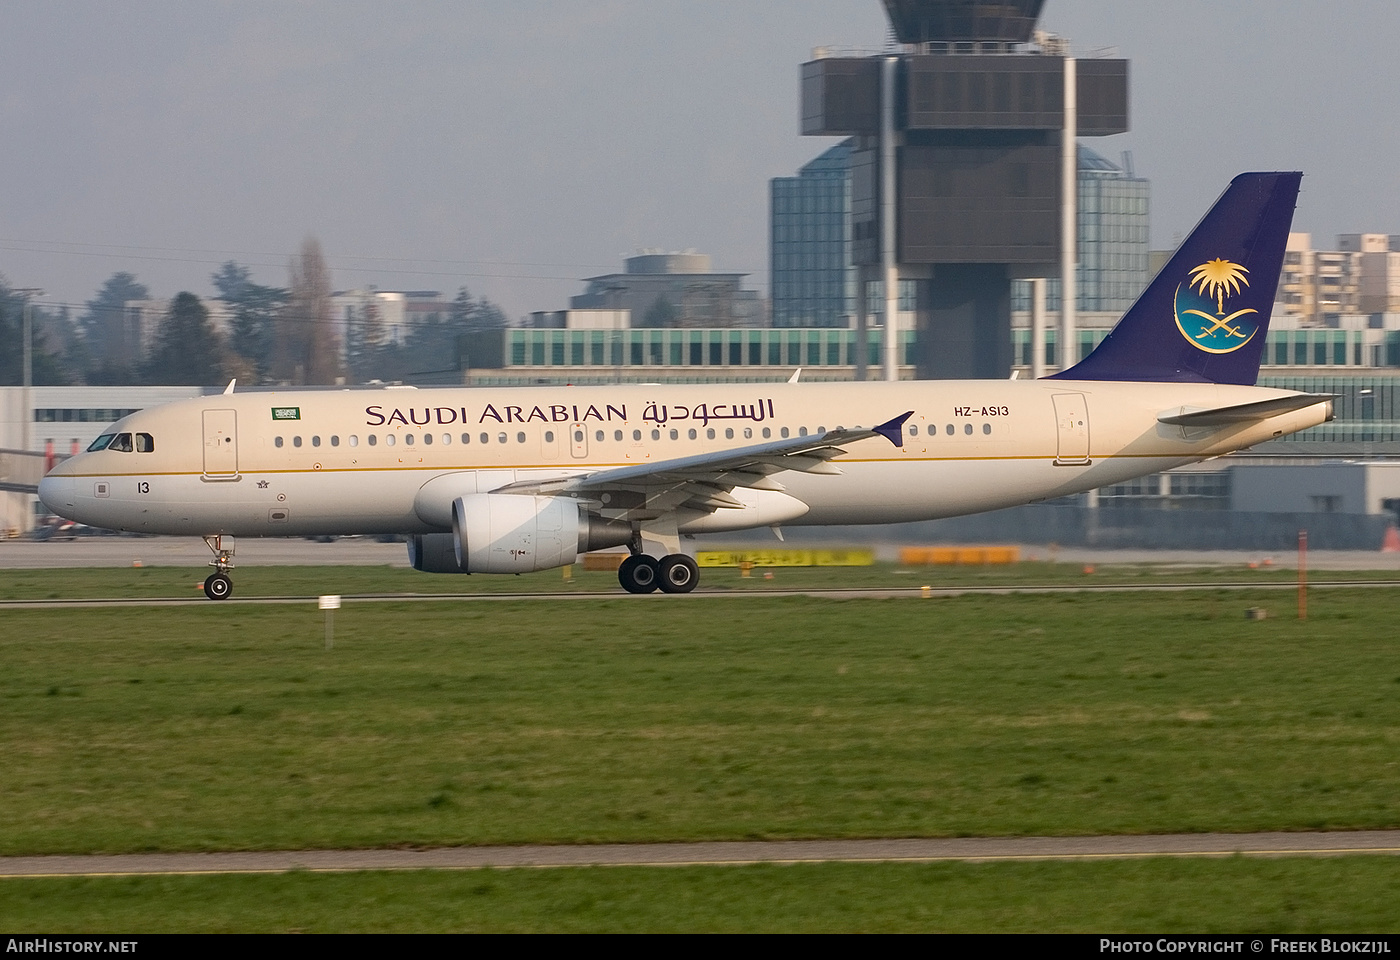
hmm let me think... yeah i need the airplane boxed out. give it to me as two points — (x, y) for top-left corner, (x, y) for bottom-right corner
(39, 171), (1332, 599)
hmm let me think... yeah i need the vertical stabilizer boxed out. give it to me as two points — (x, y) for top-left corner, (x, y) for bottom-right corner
(1053, 171), (1301, 385)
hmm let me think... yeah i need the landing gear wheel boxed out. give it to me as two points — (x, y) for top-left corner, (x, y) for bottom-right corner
(618, 555), (660, 594)
(203, 572), (233, 601)
(658, 554), (699, 594)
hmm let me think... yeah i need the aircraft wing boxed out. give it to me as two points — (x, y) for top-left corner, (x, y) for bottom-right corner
(491, 411), (913, 517)
(1157, 393), (1335, 426)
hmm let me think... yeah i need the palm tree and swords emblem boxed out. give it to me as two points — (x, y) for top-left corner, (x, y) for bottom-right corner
(1173, 258), (1260, 353)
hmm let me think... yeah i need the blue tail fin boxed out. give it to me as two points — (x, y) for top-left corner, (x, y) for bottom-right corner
(1052, 171), (1301, 385)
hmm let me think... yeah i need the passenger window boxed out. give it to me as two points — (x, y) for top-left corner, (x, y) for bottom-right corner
(613, 430), (622, 442)
(688, 428), (698, 440)
(404, 434), (414, 446)
(945, 424), (954, 436)
(368, 435), (377, 447)
(312, 436), (321, 447)
(545, 431), (555, 443)
(632, 430), (641, 441)
(909, 425), (919, 436)
(275, 436), (284, 448)
(497, 433), (507, 444)
(817, 426), (825, 433)
(422, 433), (432, 445)
(725, 428), (734, 440)
(330, 435), (340, 447)
(651, 429), (661, 441)
(386, 435), (396, 447)
(481, 433), (489, 444)
(983, 423), (992, 435)
(596, 431), (605, 442)
(516, 432), (525, 443)
(462, 433), (471, 444)
(799, 427), (809, 437)
(706, 428), (716, 440)
(762, 428), (771, 439)
(349, 435), (359, 447)
(135, 433), (154, 452)
(669, 429), (678, 440)
(780, 427), (789, 439)
(293, 436), (303, 448)
(442, 434), (451, 445)
(964, 423), (973, 435)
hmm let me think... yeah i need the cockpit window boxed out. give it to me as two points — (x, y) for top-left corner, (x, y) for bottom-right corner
(108, 433), (134, 452)
(87, 434), (116, 452)
(135, 433), (155, 453)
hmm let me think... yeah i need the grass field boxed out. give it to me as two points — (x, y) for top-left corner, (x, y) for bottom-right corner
(5, 574), (1400, 931)
(4, 858), (1400, 932)
(3, 587), (1400, 855)
(1, 557), (1394, 602)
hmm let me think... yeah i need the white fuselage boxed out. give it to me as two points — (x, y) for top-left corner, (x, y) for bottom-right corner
(40, 379), (1330, 539)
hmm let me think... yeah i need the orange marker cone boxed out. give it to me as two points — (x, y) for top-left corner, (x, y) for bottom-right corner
(1383, 525), (1400, 553)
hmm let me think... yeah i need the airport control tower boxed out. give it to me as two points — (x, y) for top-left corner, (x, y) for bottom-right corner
(802, 0), (1127, 378)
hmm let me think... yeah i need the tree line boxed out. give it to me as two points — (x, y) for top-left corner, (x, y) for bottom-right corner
(0, 238), (507, 388)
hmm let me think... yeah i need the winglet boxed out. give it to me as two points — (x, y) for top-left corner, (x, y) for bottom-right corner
(223, 379), (237, 395)
(873, 411), (914, 447)
(788, 368), (802, 384)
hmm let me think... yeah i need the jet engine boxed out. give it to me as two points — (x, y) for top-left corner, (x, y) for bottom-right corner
(409, 494), (630, 574)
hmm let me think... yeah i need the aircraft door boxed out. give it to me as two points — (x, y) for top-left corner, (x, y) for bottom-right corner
(540, 425), (562, 461)
(570, 423), (589, 459)
(202, 409), (240, 480)
(1052, 393), (1091, 465)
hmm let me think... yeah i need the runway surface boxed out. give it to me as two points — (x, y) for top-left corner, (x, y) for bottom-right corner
(5, 536), (1400, 571)
(4, 832), (1399, 878)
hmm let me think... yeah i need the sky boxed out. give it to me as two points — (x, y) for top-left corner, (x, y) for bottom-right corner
(2, 1), (1399, 321)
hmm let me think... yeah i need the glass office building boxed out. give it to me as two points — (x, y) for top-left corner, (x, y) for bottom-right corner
(770, 140), (856, 328)
(774, 141), (1148, 327)
(1012, 145), (1150, 313)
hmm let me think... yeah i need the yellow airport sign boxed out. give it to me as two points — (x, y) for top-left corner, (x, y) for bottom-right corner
(696, 549), (875, 568)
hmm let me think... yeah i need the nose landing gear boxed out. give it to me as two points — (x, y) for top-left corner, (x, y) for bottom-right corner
(202, 535), (235, 600)
(203, 571), (233, 600)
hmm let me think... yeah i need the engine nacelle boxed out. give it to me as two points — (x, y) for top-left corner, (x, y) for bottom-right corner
(447, 494), (631, 574)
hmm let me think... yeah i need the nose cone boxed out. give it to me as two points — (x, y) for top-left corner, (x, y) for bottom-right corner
(38, 474), (75, 517)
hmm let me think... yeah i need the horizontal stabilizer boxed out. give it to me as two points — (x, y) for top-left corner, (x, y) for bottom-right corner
(1157, 394), (1335, 426)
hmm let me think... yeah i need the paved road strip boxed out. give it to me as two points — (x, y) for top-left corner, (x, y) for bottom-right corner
(4, 832), (1400, 878)
(4, 579), (1400, 609)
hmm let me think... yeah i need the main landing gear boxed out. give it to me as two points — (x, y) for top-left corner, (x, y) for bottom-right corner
(202, 535), (235, 601)
(618, 553), (699, 594)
